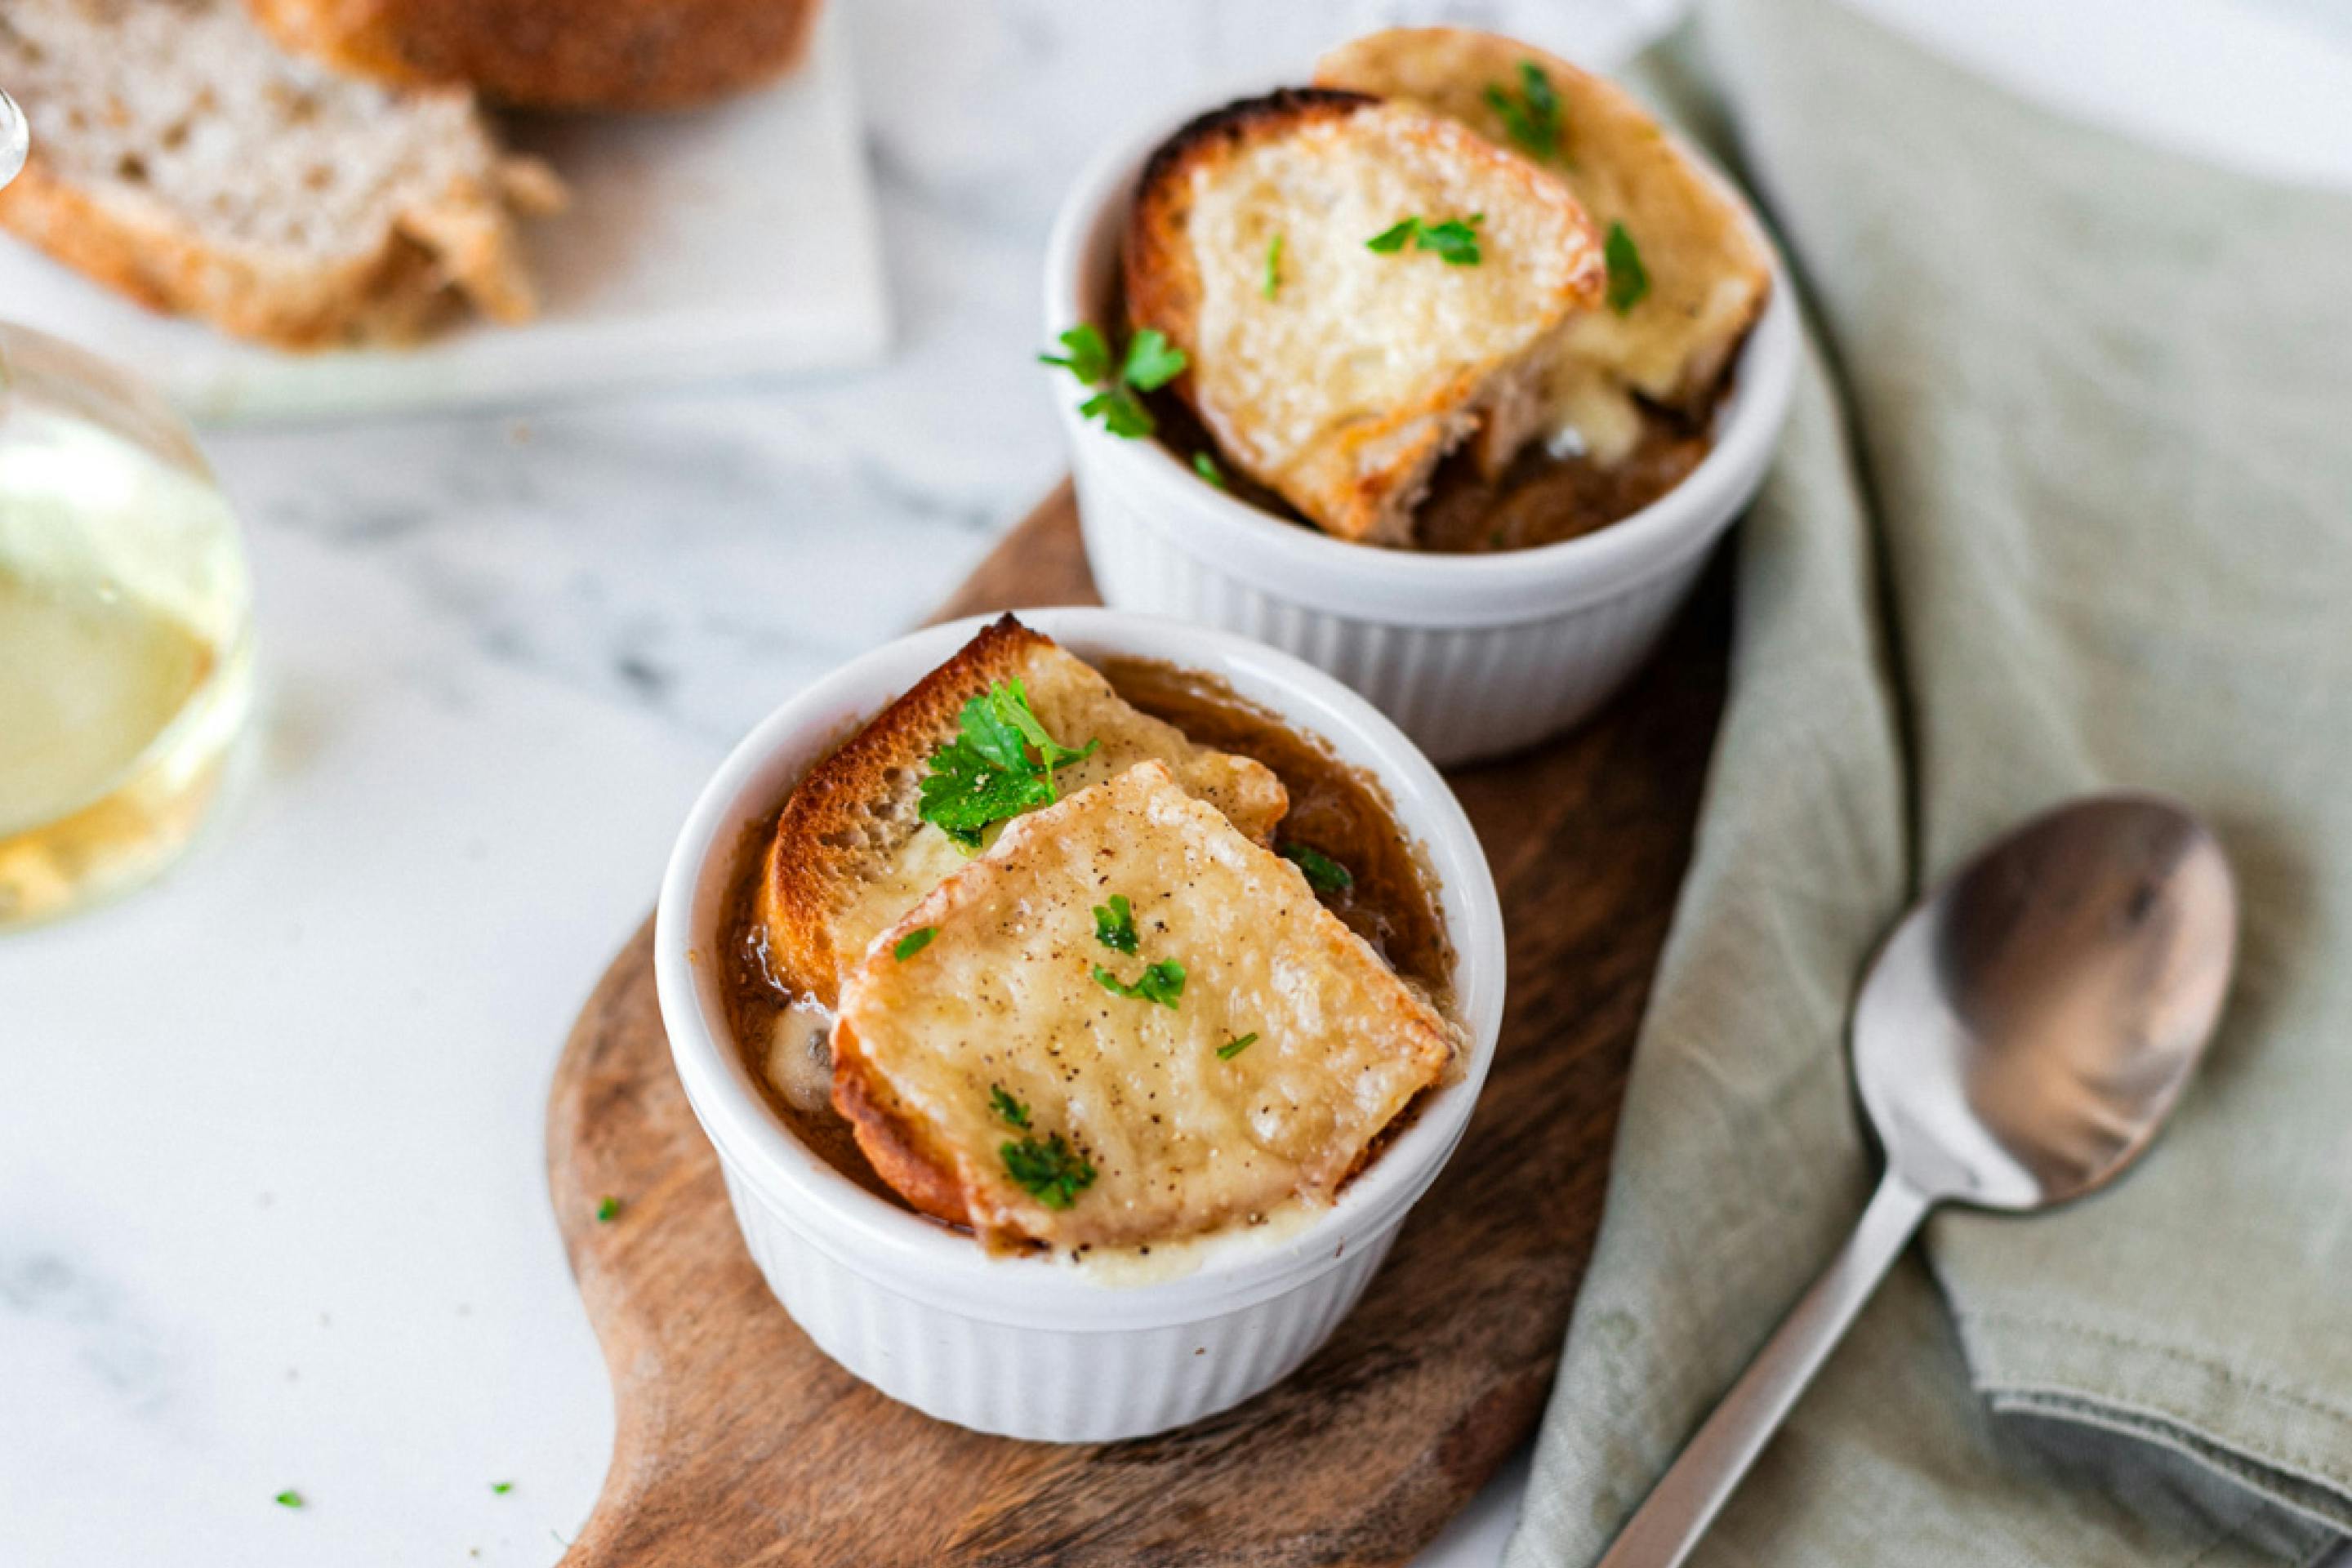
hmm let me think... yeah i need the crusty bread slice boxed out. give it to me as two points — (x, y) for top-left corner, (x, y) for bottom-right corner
(1125, 89), (1601, 546)
(1316, 29), (1772, 466)
(0, 0), (563, 349)
(834, 760), (1455, 1251)
(247, 0), (822, 112)
(757, 616), (1288, 1009)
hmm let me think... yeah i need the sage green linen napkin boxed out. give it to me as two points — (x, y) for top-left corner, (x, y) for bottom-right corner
(1509, 2), (2352, 1563)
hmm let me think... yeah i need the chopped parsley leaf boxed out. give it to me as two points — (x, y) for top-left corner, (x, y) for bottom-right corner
(1041, 323), (1189, 439)
(1217, 1032), (1260, 1061)
(491, 1482), (514, 1496)
(1001, 1133), (1096, 1209)
(1192, 451), (1227, 488)
(274, 1491), (304, 1510)
(1279, 842), (1353, 893)
(990, 1085), (1031, 1129)
(1605, 222), (1650, 315)
(1121, 327), (1187, 390)
(1080, 386), (1155, 439)
(595, 1196), (620, 1223)
(1366, 213), (1483, 265)
(1093, 959), (1187, 1008)
(1093, 893), (1139, 953)
(1036, 323), (1114, 384)
(1263, 233), (1283, 299)
(893, 926), (937, 961)
(917, 678), (1098, 849)
(1485, 60), (1565, 163)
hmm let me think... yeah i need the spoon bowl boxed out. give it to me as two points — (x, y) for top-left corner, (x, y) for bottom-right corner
(1855, 792), (2238, 1209)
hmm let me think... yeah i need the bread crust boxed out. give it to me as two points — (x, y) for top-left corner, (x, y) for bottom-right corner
(0, 152), (557, 348)
(246, 0), (822, 110)
(1124, 89), (1600, 546)
(829, 1023), (973, 1230)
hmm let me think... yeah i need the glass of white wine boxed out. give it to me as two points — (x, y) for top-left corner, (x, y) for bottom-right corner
(0, 318), (256, 929)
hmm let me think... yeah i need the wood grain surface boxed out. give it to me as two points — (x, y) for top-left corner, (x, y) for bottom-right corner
(546, 482), (1730, 1566)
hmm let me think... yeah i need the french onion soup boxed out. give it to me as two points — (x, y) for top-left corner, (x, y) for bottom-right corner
(722, 615), (1459, 1256)
(1045, 26), (1769, 555)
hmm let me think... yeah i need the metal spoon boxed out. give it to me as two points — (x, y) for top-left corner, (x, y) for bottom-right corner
(0, 89), (24, 191)
(1599, 791), (2238, 1568)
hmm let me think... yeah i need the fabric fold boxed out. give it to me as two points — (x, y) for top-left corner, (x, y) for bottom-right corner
(1509, 1), (2352, 1561)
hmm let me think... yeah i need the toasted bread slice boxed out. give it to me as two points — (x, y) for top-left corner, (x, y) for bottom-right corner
(0, 0), (563, 350)
(834, 760), (1456, 1250)
(1316, 29), (1772, 466)
(1125, 90), (1601, 546)
(758, 617), (1287, 1008)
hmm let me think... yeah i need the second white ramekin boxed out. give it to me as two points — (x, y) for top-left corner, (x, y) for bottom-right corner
(1042, 86), (1798, 766)
(655, 608), (1506, 1442)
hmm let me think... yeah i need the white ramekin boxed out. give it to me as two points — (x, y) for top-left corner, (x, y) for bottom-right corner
(655, 608), (1506, 1442)
(1041, 85), (1798, 766)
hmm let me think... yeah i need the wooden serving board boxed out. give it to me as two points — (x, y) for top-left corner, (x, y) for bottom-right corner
(546, 483), (1729, 1566)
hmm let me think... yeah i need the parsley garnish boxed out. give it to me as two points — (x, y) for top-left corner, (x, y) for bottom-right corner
(1192, 451), (1227, 488)
(1093, 893), (1139, 953)
(990, 1085), (1031, 1129)
(1263, 233), (1283, 299)
(1279, 842), (1353, 893)
(1605, 222), (1650, 315)
(917, 678), (1098, 850)
(274, 1490), (304, 1509)
(1094, 959), (1186, 1008)
(491, 1482), (514, 1496)
(1217, 1032), (1259, 1061)
(595, 1196), (620, 1223)
(1001, 1133), (1096, 1209)
(893, 926), (936, 961)
(1040, 323), (1188, 439)
(1485, 60), (1565, 163)
(1365, 214), (1484, 265)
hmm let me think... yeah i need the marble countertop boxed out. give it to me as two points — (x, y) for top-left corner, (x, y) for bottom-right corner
(10, 1), (2347, 1563)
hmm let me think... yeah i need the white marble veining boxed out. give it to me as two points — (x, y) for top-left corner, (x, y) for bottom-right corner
(9, 1), (2348, 1563)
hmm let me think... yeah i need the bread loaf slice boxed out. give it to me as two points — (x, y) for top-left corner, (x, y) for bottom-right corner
(834, 760), (1455, 1250)
(0, 0), (563, 349)
(246, 0), (822, 112)
(757, 616), (1289, 1009)
(1316, 29), (1772, 466)
(1125, 90), (1602, 546)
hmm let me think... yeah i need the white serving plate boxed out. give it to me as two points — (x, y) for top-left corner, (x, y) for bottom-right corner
(0, 4), (888, 425)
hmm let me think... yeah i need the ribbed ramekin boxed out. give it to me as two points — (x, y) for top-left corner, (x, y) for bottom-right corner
(655, 608), (1505, 1442)
(1041, 87), (1798, 765)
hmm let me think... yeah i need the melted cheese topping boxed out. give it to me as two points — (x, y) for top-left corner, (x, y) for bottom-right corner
(835, 761), (1456, 1252)
(827, 644), (1289, 995)
(1315, 32), (1773, 466)
(1183, 104), (1594, 490)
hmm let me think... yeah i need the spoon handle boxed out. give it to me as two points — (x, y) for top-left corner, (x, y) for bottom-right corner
(1596, 1170), (1933, 1568)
